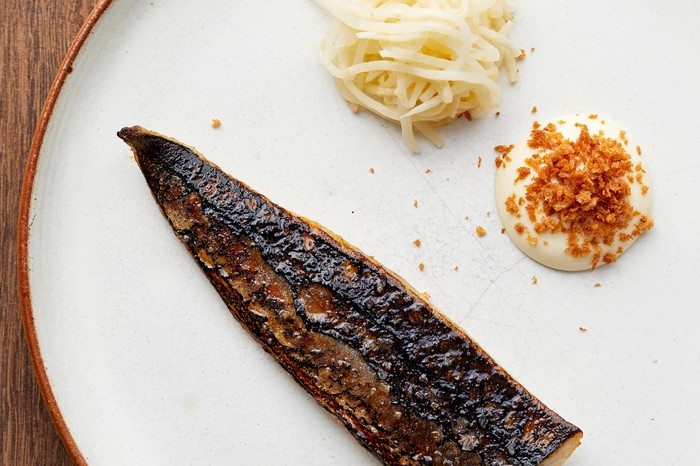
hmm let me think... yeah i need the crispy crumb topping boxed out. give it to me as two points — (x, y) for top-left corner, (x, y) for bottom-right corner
(526, 232), (538, 246)
(476, 226), (487, 237)
(515, 167), (531, 183)
(504, 121), (654, 269)
(495, 144), (514, 168)
(619, 130), (628, 145)
(211, 118), (221, 128)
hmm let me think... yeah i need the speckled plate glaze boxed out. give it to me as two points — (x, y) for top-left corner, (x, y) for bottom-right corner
(19, 1), (700, 465)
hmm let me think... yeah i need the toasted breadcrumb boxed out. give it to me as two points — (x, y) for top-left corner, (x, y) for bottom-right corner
(486, 211), (491, 217)
(594, 283), (602, 288)
(588, 114), (598, 120)
(494, 144), (514, 169)
(631, 215), (654, 237)
(369, 167), (375, 174)
(414, 200), (419, 208)
(619, 130), (628, 145)
(532, 276), (538, 285)
(476, 226), (487, 237)
(425, 169), (433, 174)
(413, 239), (421, 247)
(211, 118), (221, 128)
(478, 156), (482, 168)
(530, 47), (535, 53)
(515, 167), (531, 183)
(516, 49), (526, 60)
(526, 233), (538, 246)
(454, 266), (459, 271)
(531, 106), (538, 113)
(501, 228), (506, 234)
(579, 327), (588, 332)
(495, 144), (515, 157)
(637, 145), (642, 155)
(496, 111), (501, 117)
(419, 263), (425, 271)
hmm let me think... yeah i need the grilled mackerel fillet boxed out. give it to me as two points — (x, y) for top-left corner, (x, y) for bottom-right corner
(118, 126), (581, 466)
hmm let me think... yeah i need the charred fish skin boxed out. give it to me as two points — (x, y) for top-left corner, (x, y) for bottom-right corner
(118, 126), (581, 466)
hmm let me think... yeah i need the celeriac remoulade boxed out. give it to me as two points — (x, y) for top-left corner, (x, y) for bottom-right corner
(495, 115), (654, 271)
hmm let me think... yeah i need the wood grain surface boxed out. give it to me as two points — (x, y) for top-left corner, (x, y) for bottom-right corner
(1, 1), (97, 464)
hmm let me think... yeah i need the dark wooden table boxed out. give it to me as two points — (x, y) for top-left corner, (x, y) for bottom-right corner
(1, 1), (97, 464)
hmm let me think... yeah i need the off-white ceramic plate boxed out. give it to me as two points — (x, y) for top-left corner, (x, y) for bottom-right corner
(20, 0), (700, 464)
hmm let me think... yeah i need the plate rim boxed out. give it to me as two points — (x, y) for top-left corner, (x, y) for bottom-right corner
(17, 1), (114, 464)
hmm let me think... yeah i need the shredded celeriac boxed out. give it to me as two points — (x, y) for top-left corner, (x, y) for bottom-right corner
(315, 0), (519, 152)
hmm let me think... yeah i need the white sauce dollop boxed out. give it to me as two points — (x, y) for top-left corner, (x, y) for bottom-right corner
(494, 115), (653, 271)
